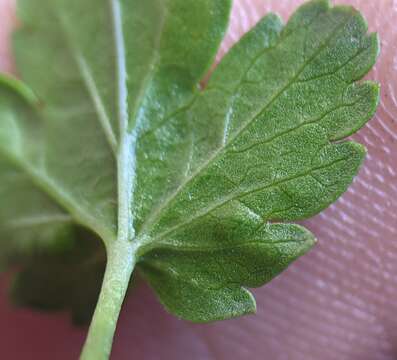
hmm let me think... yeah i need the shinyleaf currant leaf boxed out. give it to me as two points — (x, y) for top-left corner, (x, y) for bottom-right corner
(0, 0), (379, 359)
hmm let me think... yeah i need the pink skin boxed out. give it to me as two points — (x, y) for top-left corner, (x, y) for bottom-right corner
(0, 0), (396, 359)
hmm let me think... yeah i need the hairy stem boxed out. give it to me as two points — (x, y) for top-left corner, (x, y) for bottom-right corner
(80, 240), (136, 360)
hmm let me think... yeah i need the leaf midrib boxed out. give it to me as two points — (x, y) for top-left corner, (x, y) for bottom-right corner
(113, 0), (167, 246)
(112, 0), (133, 246)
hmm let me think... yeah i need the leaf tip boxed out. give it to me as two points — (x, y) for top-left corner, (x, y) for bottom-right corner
(343, 141), (368, 171)
(365, 80), (381, 117)
(297, 225), (317, 254)
(369, 31), (381, 62)
(244, 288), (257, 315)
(352, 141), (367, 155)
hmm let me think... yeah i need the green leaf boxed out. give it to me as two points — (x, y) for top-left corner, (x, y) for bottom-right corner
(140, 223), (315, 321)
(0, 77), (75, 267)
(0, 0), (379, 358)
(136, 0), (379, 320)
(10, 227), (106, 326)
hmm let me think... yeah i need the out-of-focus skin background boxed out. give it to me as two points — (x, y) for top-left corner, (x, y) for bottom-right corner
(0, 0), (396, 359)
